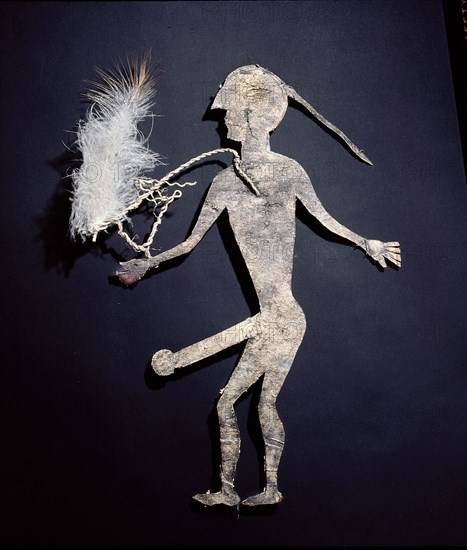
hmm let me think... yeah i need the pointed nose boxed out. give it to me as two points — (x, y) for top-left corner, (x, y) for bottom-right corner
(210, 88), (225, 111)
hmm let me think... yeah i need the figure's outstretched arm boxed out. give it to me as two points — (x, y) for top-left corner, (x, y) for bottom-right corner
(117, 185), (225, 285)
(295, 167), (401, 269)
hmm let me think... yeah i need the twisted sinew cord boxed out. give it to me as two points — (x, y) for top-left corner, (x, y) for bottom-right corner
(115, 148), (258, 257)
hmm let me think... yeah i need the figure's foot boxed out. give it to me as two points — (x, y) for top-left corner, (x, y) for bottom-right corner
(241, 487), (283, 506)
(193, 489), (240, 507)
(152, 349), (175, 376)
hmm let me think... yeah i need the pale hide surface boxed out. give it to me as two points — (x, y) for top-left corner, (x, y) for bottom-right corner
(117, 65), (401, 507)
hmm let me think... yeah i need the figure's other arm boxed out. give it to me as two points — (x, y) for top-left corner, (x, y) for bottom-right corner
(295, 164), (401, 269)
(117, 181), (225, 285)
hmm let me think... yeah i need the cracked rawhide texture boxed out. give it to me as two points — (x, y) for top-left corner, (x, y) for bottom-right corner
(117, 66), (401, 506)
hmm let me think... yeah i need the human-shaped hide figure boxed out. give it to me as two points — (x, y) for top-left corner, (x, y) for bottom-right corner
(118, 65), (401, 506)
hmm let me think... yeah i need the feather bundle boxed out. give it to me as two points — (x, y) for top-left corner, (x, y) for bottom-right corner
(70, 56), (162, 240)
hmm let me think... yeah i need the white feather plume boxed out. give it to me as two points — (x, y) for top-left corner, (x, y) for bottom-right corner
(69, 56), (163, 240)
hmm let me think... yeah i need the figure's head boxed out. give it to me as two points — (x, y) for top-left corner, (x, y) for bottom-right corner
(211, 65), (288, 142)
(210, 64), (373, 164)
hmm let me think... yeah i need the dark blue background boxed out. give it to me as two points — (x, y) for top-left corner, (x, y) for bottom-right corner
(1, 1), (466, 546)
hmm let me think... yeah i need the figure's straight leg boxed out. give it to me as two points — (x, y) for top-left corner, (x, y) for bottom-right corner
(193, 336), (266, 506)
(260, 387), (286, 502)
(242, 305), (306, 506)
(241, 379), (286, 506)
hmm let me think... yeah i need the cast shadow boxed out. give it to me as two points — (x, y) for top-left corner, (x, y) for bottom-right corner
(145, 347), (277, 517)
(288, 95), (372, 165)
(40, 142), (231, 280)
(296, 201), (388, 272)
(217, 210), (260, 313)
(296, 199), (350, 249)
(112, 186), (261, 304)
(442, 0), (467, 172)
(202, 102), (240, 152)
(37, 147), (126, 277)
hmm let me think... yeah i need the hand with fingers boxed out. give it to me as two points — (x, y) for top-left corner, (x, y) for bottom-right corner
(364, 239), (401, 269)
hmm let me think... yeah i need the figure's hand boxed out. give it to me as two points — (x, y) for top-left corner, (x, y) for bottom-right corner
(364, 240), (401, 269)
(116, 257), (154, 286)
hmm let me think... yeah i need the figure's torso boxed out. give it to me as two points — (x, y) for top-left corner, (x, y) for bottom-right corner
(210, 152), (305, 307)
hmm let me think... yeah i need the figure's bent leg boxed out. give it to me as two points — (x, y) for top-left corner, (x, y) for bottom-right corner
(152, 315), (259, 376)
(193, 336), (266, 506)
(242, 306), (307, 506)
